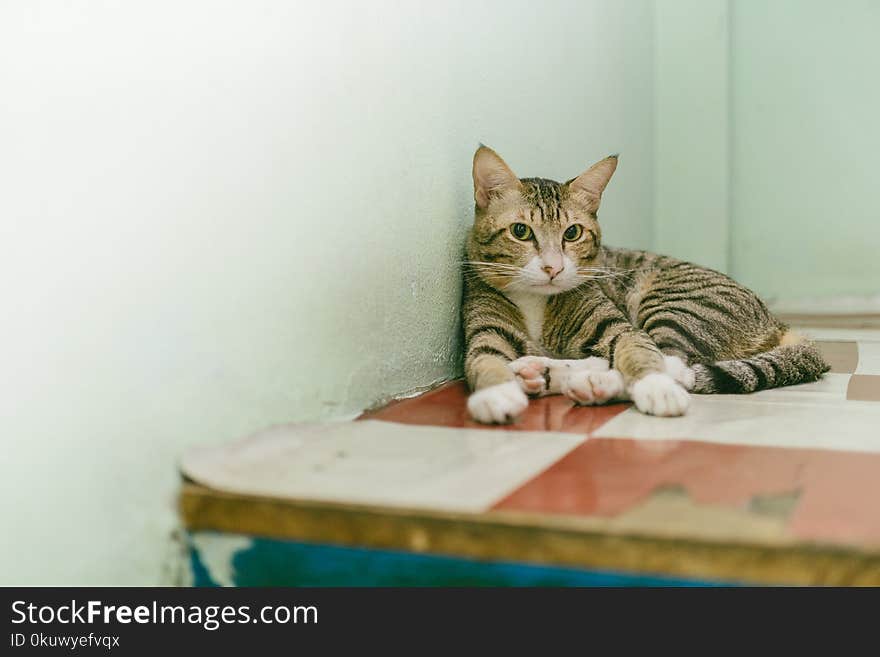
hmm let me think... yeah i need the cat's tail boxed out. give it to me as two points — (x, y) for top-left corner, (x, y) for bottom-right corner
(689, 338), (830, 394)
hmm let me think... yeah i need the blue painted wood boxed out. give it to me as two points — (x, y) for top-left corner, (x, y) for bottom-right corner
(189, 532), (732, 587)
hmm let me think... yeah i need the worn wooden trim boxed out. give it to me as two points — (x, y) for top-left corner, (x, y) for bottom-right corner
(777, 313), (880, 329)
(179, 483), (880, 586)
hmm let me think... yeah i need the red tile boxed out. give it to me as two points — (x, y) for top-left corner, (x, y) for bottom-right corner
(789, 453), (880, 546)
(847, 374), (880, 401)
(493, 438), (880, 548)
(816, 340), (859, 373)
(362, 380), (880, 549)
(361, 381), (629, 435)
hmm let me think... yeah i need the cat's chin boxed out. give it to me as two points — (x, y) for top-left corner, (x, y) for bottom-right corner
(525, 283), (572, 296)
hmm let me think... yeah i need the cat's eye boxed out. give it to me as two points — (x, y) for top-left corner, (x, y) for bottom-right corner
(510, 223), (532, 240)
(563, 224), (584, 242)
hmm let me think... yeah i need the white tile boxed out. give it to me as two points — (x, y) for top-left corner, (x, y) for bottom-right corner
(181, 419), (584, 513)
(747, 372), (850, 403)
(855, 342), (880, 375)
(594, 394), (880, 453)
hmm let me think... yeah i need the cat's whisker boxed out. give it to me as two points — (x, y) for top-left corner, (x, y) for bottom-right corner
(462, 267), (521, 275)
(577, 265), (635, 269)
(461, 261), (527, 282)
(575, 267), (636, 280)
(460, 261), (524, 271)
(461, 269), (520, 282)
(577, 274), (631, 280)
(461, 266), (517, 271)
(575, 272), (630, 279)
(576, 264), (635, 270)
(576, 266), (636, 274)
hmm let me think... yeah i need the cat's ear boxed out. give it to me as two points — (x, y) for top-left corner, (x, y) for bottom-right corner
(568, 155), (618, 201)
(473, 145), (522, 210)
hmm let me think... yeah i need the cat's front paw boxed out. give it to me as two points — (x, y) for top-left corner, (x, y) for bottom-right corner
(467, 381), (529, 424)
(509, 356), (551, 396)
(562, 369), (625, 406)
(664, 355), (695, 391)
(509, 356), (611, 396)
(629, 373), (690, 417)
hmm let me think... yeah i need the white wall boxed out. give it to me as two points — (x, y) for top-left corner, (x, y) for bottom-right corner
(652, 0), (880, 303)
(730, 0), (880, 301)
(653, 0), (729, 272)
(0, 1), (655, 584)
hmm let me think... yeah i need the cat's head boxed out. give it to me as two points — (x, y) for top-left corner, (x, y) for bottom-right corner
(466, 145), (617, 296)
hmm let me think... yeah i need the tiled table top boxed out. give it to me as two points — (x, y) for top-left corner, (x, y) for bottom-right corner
(180, 328), (880, 585)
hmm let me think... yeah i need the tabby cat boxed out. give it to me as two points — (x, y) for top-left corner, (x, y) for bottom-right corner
(462, 145), (829, 423)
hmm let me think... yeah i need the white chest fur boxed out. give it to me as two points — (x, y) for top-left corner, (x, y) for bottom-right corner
(505, 291), (548, 347)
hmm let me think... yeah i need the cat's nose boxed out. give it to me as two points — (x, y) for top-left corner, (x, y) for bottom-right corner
(542, 264), (562, 280)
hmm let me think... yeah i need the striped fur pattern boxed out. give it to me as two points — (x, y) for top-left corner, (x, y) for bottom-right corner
(463, 145), (829, 422)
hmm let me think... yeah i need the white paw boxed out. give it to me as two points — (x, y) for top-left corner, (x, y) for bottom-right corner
(629, 373), (690, 417)
(509, 356), (611, 396)
(509, 356), (552, 396)
(563, 356), (611, 373)
(664, 355), (695, 391)
(562, 369), (625, 406)
(467, 381), (529, 424)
